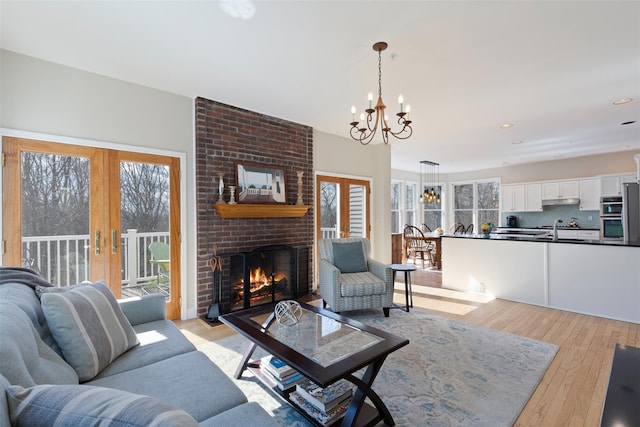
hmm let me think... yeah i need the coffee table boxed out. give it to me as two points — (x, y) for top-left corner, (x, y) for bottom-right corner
(220, 302), (409, 426)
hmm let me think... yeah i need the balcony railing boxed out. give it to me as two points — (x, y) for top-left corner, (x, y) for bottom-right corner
(21, 230), (170, 288)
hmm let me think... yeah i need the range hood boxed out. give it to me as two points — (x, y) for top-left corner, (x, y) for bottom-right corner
(541, 198), (580, 206)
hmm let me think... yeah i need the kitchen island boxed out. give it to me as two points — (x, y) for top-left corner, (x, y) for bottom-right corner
(442, 234), (640, 324)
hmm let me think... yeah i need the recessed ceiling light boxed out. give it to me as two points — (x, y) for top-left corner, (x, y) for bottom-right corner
(511, 140), (522, 144)
(621, 121), (636, 125)
(500, 123), (513, 129)
(613, 98), (633, 105)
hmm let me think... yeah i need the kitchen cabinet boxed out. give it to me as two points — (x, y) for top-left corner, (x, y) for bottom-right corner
(501, 184), (525, 212)
(524, 183), (542, 211)
(557, 229), (578, 239)
(578, 230), (600, 240)
(600, 174), (637, 197)
(502, 184), (542, 212)
(579, 179), (600, 211)
(541, 180), (579, 199)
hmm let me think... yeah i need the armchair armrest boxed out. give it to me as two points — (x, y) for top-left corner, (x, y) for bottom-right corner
(368, 258), (394, 302)
(118, 293), (166, 326)
(319, 259), (341, 309)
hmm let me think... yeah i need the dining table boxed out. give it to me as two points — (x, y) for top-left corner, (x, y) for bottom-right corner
(402, 232), (442, 269)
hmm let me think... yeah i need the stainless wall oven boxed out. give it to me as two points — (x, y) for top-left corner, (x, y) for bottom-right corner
(600, 196), (623, 241)
(601, 216), (623, 241)
(600, 196), (623, 216)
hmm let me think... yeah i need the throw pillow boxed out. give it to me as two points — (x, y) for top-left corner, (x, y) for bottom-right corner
(6, 384), (199, 427)
(332, 241), (368, 273)
(40, 281), (139, 382)
(34, 282), (90, 301)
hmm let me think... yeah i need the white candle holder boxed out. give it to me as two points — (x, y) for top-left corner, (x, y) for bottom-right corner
(228, 185), (237, 204)
(296, 171), (304, 205)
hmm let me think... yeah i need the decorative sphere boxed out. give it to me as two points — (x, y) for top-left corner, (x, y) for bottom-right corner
(274, 300), (303, 326)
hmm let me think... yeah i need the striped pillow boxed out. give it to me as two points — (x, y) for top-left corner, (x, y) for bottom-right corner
(41, 281), (139, 382)
(6, 384), (199, 426)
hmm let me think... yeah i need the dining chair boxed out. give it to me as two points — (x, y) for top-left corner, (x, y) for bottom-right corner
(422, 223), (432, 233)
(403, 225), (433, 269)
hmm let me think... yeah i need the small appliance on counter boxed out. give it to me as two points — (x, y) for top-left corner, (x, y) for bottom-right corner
(506, 215), (518, 227)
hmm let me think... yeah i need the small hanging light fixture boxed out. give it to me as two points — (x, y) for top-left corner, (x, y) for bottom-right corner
(349, 41), (413, 145)
(420, 160), (441, 204)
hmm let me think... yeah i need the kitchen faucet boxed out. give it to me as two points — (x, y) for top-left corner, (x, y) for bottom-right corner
(553, 219), (563, 241)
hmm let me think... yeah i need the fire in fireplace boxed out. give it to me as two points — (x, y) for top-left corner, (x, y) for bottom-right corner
(228, 245), (308, 312)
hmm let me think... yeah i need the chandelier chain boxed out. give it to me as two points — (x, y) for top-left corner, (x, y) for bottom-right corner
(378, 49), (383, 97)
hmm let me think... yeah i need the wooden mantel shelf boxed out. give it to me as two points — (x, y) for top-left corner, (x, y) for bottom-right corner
(212, 203), (310, 219)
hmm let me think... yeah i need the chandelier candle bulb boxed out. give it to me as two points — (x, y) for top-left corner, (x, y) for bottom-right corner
(368, 92), (373, 108)
(398, 95), (404, 112)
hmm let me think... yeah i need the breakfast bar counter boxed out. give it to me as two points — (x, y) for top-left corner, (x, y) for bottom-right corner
(441, 234), (640, 324)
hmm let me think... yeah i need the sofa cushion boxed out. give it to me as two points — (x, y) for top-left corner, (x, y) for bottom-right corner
(340, 272), (387, 296)
(88, 351), (248, 422)
(0, 282), (61, 355)
(6, 384), (199, 427)
(0, 302), (78, 388)
(41, 281), (139, 382)
(94, 320), (196, 379)
(332, 241), (368, 273)
(199, 402), (280, 427)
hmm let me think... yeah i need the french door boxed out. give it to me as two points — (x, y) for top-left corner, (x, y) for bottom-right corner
(316, 175), (370, 239)
(2, 137), (181, 319)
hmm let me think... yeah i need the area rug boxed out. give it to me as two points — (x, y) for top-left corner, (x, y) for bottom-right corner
(198, 309), (558, 426)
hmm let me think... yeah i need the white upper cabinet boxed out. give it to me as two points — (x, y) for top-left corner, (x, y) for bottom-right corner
(600, 174), (637, 197)
(541, 180), (579, 199)
(502, 184), (525, 212)
(579, 179), (600, 211)
(525, 183), (542, 211)
(502, 183), (541, 212)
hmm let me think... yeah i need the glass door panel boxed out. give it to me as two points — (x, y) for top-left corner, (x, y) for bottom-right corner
(119, 161), (171, 301)
(348, 183), (367, 238)
(318, 181), (340, 239)
(21, 152), (92, 285)
(316, 176), (370, 239)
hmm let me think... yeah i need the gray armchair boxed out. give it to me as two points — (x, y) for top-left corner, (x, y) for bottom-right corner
(318, 237), (393, 317)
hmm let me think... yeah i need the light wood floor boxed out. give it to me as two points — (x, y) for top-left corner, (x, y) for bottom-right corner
(174, 267), (640, 427)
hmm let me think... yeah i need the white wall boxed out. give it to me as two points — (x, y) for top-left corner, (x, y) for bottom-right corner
(314, 130), (392, 262)
(0, 49), (198, 318)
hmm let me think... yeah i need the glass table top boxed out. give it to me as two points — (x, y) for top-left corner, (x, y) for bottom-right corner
(248, 307), (383, 367)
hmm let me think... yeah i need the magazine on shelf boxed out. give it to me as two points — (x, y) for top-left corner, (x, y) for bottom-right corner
(262, 356), (295, 379)
(261, 366), (304, 391)
(289, 391), (352, 426)
(295, 378), (353, 412)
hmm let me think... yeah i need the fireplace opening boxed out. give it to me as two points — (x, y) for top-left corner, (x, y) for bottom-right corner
(228, 245), (308, 312)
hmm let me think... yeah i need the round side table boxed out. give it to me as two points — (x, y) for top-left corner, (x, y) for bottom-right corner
(389, 263), (417, 312)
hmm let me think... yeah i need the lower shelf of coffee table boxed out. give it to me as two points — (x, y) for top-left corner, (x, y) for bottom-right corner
(247, 362), (381, 427)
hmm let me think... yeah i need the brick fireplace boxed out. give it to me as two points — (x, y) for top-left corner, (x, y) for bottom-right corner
(195, 97), (314, 317)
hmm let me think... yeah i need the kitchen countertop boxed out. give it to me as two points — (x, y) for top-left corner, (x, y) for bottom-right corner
(442, 233), (640, 247)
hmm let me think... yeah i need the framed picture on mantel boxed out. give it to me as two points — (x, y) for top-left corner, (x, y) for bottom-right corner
(235, 161), (287, 204)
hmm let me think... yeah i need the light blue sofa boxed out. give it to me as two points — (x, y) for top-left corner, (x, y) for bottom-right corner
(0, 269), (278, 427)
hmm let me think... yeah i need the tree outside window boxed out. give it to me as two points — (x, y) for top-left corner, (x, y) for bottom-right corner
(422, 185), (442, 232)
(391, 181), (401, 233)
(452, 180), (500, 231)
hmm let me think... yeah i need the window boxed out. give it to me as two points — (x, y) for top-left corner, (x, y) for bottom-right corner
(405, 182), (417, 228)
(391, 181), (402, 233)
(452, 180), (500, 231)
(477, 181), (500, 226)
(422, 185), (443, 232)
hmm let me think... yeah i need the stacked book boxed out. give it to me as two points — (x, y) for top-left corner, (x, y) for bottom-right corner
(261, 356), (303, 391)
(289, 378), (353, 426)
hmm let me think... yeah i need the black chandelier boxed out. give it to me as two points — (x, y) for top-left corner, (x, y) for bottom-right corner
(349, 41), (413, 145)
(420, 160), (441, 204)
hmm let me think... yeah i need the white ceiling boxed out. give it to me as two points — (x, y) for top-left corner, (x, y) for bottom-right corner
(1, 0), (639, 173)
